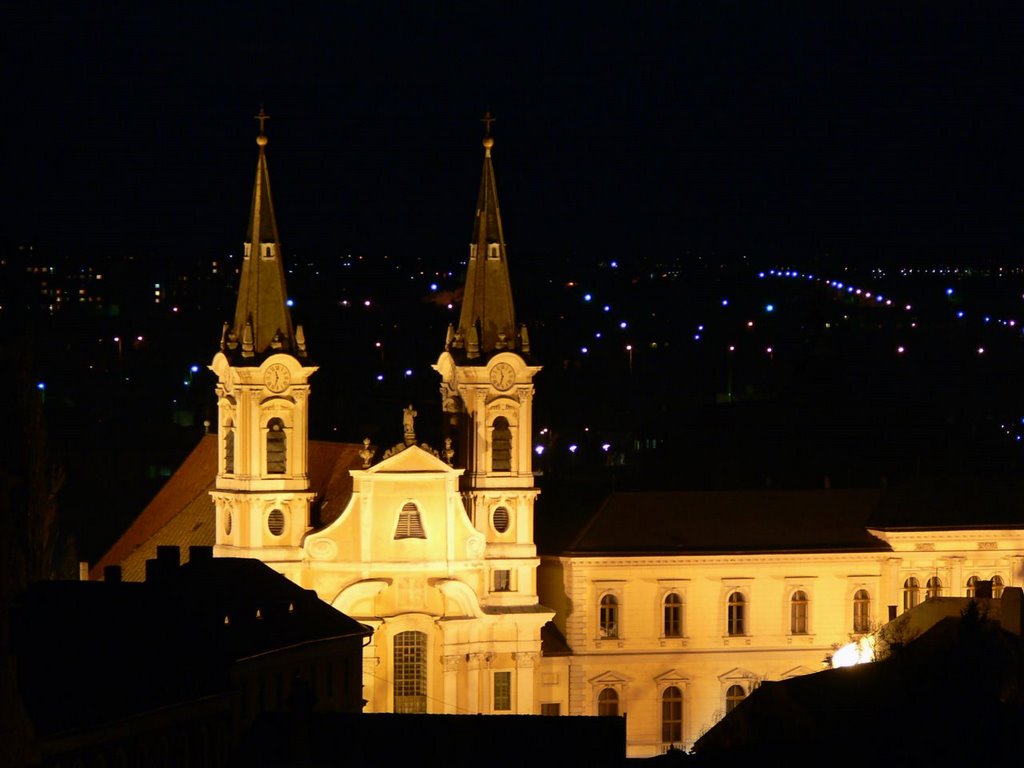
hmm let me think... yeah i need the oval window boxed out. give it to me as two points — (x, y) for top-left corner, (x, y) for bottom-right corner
(493, 506), (510, 533)
(268, 509), (285, 536)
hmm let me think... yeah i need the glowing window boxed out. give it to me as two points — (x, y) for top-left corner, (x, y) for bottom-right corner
(599, 594), (619, 638)
(394, 502), (425, 539)
(727, 592), (746, 636)
(992, 575), (1004, 598)
(661, 686), (683, 744)
(493, 671), (511, 711)
(393, 631), (427, 713)
(725, 684), (746, 714)
(903, 577), (920, 612)
(266, 418), (286, 474)
(853, 590), (871, 633)
(224, 428), (235, 474)
(966, 576), (978, 598)
(598, 687), (619, 717)
(790, 591), (808, 635)
(663, 593), (683, 637)
(926, 576), (942, 599)
(491, 417), (512, 472)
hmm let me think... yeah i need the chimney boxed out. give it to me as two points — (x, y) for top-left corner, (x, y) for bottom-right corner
(104, 565), (122, 583)
(146, 546), (181, 583)
(78, 561), (90, 581)
(976, 580), (993, 599)
(189, 545), (214, 563)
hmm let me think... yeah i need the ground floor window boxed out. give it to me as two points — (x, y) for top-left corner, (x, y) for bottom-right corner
(598, 687), (619, 716)
(662, 686), (683, 744)
(393, 631), (427, 713)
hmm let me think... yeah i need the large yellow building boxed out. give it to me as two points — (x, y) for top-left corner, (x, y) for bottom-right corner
(97, 120), (1024, 757)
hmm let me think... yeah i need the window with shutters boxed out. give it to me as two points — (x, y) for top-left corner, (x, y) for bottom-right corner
(394, 502), (426, 539)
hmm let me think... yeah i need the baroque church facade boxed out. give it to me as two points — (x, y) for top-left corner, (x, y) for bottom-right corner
(97, 119), (1024, 757)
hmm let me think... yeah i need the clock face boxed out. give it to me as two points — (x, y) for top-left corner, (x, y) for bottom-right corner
(264, 363), (291, 392)
(489, 362), (515, 391)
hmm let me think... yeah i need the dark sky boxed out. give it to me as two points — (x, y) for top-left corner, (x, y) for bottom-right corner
(7, 4), (1023, 269)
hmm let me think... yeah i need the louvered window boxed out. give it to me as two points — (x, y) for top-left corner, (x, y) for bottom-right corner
(395, 502), (426, 539)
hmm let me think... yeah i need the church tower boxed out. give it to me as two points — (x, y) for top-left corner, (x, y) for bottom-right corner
(434, 116), (542, 608)
(210, 112), (317, 575)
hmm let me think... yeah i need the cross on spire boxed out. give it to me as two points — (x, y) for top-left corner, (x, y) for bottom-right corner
(481, 111), (496, 136)
(254, 107), (270, 135)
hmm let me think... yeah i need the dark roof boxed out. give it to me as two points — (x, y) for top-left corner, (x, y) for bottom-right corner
(92, 436), (365, 581)
(13, 556), (369, 735)
(565, 489), (890, 555)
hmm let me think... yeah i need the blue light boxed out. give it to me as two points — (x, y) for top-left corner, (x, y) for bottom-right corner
(583, 293), (592, 302)
(581, 347), (589, 354)
(721, 299), (729, 306)
(609, 261), (618, 268)
(535, 445), (545, 455)
(375, 374), (384, 381)
(404, 369), (413, 377)
(946, 288), (954, 296)
(286, 298), (295, 307)
(758, 272), (766, 278)
(36, 382), (46, 391)
(619, 321), (627, 329)
(957, 311), (965, 318)
(602, 443), (611, 452)
(765, 304), (774, 313)
(430, 283), (438, 291)
(190, 365), (200, 373)
(693, 334), (701, 341)
(568, 444), (578, 454)
(603, 306), (611, 312)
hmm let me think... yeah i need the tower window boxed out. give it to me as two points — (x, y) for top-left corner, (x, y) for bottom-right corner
(267, 418), (286, 474)
(393, 631), (427, 713)
(224, 428), (235, 474)
(494, 570), (511, 592)
(395, 502), (426, 539)
(492, 506), (510, 533)
(268, 509), (285, 536)
(487, 242), (500, 260)
(491, 417), (512, 472)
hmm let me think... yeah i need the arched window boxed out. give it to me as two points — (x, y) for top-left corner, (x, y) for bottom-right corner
(394, 502), (426, 539)
(966, 575), (978, 598)
(266, 418), (286, 474)
(491, 417), (512, 472)
(853, 589), (871, 633)
(661, 686), (683, 744)
(663, 593), (683, 637)
(224, 427), (235, 474)
(599, 594), (619, 638)
(393, 631), (427, 713)
(725, 684), (746, 714)
(597, 687), (619, 716)
(903, 577), (920, 612)
(926, 576), (942, 599)
(992, 575), (1004, 598)
(727, 592), (746, 636)
(790, 590), (808, 635)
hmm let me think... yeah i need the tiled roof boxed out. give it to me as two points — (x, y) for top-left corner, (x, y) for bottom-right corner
(92, 437), (365, 581)
(565, 489), (891, 555)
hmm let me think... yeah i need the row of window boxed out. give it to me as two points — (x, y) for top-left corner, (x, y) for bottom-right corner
(903, 575), (1004, 609)
(600, 575), (1009, 641)
(597, 684), (747, 744)
(599, 589), (873, 638)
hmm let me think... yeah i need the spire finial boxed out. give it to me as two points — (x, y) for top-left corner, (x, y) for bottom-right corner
(481, 111), (495, 151)
(255, 107), (270, 146)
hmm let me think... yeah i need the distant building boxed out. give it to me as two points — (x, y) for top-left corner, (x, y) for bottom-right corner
(13, 546), (369, 767)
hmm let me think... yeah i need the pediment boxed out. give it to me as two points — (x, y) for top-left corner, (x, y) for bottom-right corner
(780, 666), (816, 679)
(719, 667), (757, 682)
(368, 444), (459, 474)
(654, 669), (690, 685)
(589, 670), (632, 685)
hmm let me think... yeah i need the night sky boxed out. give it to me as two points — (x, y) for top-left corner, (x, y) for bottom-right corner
(8, 4), (1023, 269)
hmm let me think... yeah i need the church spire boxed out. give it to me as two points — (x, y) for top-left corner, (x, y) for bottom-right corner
(453, 112), (519, 359)
(226, 109), (299, 359)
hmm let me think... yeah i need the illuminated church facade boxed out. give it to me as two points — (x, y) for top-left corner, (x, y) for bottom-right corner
(97, 118), (1024, 757)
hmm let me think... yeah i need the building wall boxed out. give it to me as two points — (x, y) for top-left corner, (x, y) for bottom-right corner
(539, 528), (1024, 757)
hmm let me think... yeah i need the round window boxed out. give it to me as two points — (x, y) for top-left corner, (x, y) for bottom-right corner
(268, 509), (285, 536)
(493, 506), (510, 533)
